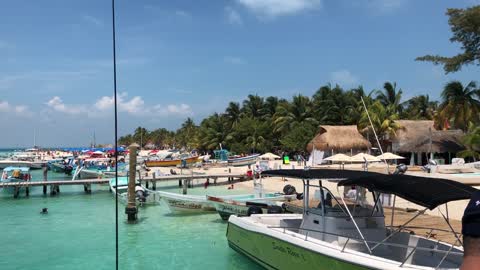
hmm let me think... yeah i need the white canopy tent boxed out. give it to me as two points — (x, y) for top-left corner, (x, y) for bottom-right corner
(351, 153), (381, 162)
(376, 152), (405, 160)
(259, 153), (281, 160)
(324, 153), (352, 162)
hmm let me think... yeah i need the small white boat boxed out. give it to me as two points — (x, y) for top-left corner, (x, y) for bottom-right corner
(207, 193), (296, 220)
(227, 154), (260, 167)
(156, 191), (216, 213)
(109, 177), (160, 206)
(0, 159), (45, 169)
(157, 181), (296, 215)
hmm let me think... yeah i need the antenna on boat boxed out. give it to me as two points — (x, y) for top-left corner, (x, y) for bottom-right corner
(360, 97), (389, 172)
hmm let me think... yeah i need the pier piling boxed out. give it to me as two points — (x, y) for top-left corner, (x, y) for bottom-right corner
(25, 187), (29, 197)
(43, 185), (47, 195)
(13, 186), (19, 199)
(125, 144), (138, 222)
(182, 179), (187, 195)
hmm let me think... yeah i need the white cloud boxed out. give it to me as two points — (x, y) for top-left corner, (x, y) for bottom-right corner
(94, 92), (145, 114)
(236, 0), (321, 18)
(46, 96), (88, 115)
(367, 0), (407, 13)
(0, 101), (9, 112)
(153, 104), (192, 116)
(0, 100), (32, 116)
(224, 56), (247, 65)
(330, 70), (359, 87)
(225, 6), (243, 25)
(82, 15), (103, 26)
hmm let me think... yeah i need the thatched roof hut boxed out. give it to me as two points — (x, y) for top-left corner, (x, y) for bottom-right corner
(391, 120), (464, 153)
(307, 125), (371, 152)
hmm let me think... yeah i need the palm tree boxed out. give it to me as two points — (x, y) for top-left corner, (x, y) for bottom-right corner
(375, 82), (403, 113)
(133, 127), (149, 148)
(274, 95), (318, 133)
(403, 95), (438, 120)
(344, 86), (376, 125)
(177, 118), (198, 150)
(260, 96), (279, 119)
(242, 94), (264, 119)
(438, 81), (480, 131)
(312, 84), (354, 124)
(359, 101), (402, 146)
(224, 102), (242, 128)
(457, 123), (480, 161)
(198, 114), (232, 150)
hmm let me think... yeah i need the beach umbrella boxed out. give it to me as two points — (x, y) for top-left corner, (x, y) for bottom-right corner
(376, 152), (405, 160)
(259, 152), (281, 160)
(351, 153), (381, 162)
(324, 153), (352, 162)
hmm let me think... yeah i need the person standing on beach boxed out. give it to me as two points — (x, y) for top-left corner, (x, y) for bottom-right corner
(461, 191), (480, 270)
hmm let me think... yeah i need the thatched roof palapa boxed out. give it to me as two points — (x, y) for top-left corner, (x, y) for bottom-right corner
(391, 120), (464, 153)
(307, 125), (371, 152)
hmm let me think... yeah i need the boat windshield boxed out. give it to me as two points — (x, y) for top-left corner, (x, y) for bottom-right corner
(305, 182), (384, 218)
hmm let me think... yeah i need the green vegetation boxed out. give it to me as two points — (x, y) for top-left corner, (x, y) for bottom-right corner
(118, 80), (480, 153)
(416, 6), (480, 73)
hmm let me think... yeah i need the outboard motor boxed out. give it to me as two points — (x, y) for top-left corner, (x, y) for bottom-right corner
(247, 206), (263, 216)
(393, 163), (408, 175)
(296, 193), (304, 200)
(136, 189), (147, 203)
(65, 165), (73, 175)
(283, 184), (296, 195)
(267, 205), (283, 214)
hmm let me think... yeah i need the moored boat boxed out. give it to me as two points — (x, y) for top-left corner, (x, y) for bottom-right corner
(227, 169), (470, 270)
(208, 193), (295, 220)
(109, 177), (160, 206)
(227, 154), (260, 167)
(145, 156), (198, 167)
(0, 167), (32, 194)
(156, 190), (216, 213)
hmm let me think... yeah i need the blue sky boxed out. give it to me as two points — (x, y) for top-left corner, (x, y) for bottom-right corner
(1, 0), (479, 147)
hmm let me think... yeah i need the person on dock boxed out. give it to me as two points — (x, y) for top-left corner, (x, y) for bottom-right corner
(461, 191), (480, 270)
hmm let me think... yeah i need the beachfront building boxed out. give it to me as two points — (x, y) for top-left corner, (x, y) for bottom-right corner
(306, 125), (371, 164)
(391, 120), (464, 165)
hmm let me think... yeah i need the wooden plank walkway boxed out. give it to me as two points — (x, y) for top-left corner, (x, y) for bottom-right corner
(0, 179), (109, 187)
(0, 173), (246, 188)
(141, 173), (246, 182)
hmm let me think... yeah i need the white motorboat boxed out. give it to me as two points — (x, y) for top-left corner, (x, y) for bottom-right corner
(227, 169), (471, 270)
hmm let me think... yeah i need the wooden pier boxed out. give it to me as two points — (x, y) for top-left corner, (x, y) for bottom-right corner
(0, 173), (248, 198)
(139, 172), (247, 192)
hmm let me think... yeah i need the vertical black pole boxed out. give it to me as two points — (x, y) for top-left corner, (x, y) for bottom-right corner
(111, 0), (119, 269)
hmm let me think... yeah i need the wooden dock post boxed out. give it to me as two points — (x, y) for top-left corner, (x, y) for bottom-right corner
(50, 185), (57, 196)
(125, 144), (138, 222)
(13, 186), (19, 199)
(182, 179), (187, 195)
(25, 186), (29, 197)
(43, 185), (47, 195)
(84, 184), (91, 194)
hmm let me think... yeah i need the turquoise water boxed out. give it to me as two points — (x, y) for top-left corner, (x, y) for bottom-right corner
(0, 151), (261, 270)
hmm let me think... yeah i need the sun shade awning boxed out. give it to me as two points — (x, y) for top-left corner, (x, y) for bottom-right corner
(262, 169), (383, 180)
(338, 174), (477, 210)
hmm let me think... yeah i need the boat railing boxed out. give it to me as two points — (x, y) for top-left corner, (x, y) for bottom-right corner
(267, 226), (463, 267)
